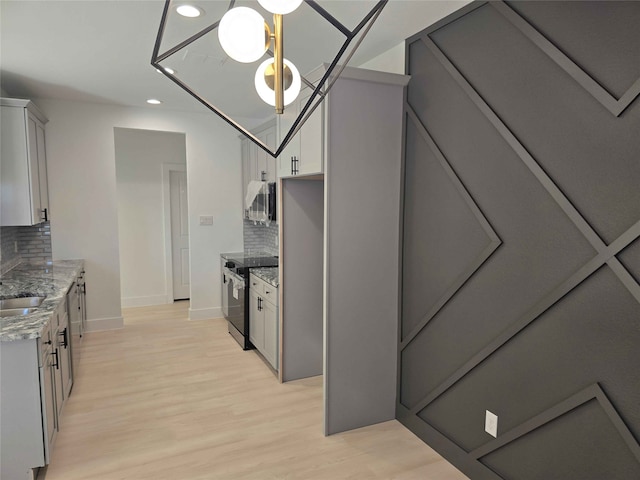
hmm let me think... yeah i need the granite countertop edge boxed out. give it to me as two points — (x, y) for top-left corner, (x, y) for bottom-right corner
(251, 267), (279, 288)
(0, 260), (84, 342)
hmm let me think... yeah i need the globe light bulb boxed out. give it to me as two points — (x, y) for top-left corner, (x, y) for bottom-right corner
(257, 0), (303, 15)
(218, 7), (269, 63)
(255, 58), (301, 107)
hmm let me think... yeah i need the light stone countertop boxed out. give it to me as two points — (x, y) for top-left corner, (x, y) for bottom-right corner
(251, 267), (279, 288)
(0, 260), (84, 342)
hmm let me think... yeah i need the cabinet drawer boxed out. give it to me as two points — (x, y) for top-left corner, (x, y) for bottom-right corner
(262, 283), (278, 307)
(249, 275), (265, 296)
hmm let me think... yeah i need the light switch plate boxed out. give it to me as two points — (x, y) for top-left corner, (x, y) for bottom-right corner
(485, 410), (498, 438)
(199, 215), (214, 226)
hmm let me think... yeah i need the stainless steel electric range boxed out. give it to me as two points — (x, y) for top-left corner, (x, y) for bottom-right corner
(220, 253), (278, 349)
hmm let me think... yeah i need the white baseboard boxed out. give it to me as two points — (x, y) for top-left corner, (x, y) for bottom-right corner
(189, 306), (223, 321)
(121, 294), (169, 308)
(85, 316), (124, 332)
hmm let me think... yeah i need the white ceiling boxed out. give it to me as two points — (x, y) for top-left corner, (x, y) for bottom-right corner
(0, 0), (469, 116)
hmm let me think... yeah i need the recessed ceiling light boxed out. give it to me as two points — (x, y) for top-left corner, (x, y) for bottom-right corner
(147, 99), (162, 105)
(176, 5), (203, 18)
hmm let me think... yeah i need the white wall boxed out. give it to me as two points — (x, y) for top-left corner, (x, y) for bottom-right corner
(358, 42), (405, 74)
(114, 128), (186, 308)
(38, 98), (244, 329)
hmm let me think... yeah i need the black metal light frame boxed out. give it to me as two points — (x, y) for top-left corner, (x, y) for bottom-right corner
(151, 0), (388, 158)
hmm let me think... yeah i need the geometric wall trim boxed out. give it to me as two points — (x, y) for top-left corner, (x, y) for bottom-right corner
(399, 1), (640, 478)
(401, 106), (502, 346)
(403, 33), (640, 415)
(470, 383), (640, 462)
(419, 35), (640, 305)
(493, 1), (640, 117)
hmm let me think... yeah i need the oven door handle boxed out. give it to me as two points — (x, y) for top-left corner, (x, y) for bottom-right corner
(223, 268), (244, 286)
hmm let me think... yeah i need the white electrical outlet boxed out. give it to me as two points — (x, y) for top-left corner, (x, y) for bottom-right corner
(485, 410), (498, 438)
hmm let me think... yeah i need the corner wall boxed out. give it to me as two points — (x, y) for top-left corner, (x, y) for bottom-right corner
(37, 99), (244, 328)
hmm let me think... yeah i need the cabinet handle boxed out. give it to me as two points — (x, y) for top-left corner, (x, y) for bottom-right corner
(258, 297), (262, 311)
(59, 328), (68, 349)
(265, 290), (270, 295)
(52, 349), (59, 370)
(40, 208), (48, 222)
(291, 156), (299, 175)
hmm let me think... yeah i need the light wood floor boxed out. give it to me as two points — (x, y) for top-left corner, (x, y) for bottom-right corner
(44, 302), (468, 480)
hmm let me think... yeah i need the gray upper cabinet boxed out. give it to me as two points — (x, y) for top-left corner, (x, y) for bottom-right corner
(241, 119), (277, 217)
(1, 98), (50, 226)
(277, 80), (324, 178)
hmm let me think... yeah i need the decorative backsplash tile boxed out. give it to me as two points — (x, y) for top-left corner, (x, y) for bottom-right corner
(243, 219), (279, 256)
(0, 222), (52, 274)
(18, 222), (52, 263)
(0, 226), (20, 274)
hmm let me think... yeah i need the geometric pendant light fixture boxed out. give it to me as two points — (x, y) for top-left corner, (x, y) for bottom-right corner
(151, 0), (388, 158)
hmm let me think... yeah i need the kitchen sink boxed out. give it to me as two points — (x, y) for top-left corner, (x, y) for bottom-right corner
(0, 296), (46, 310)
(0, 307), (38, 317)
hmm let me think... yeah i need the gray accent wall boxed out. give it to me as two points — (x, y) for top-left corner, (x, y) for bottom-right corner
(399, 1), (640, 479)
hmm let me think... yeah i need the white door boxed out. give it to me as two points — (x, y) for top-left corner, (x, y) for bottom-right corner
(170, 170), (190, 300)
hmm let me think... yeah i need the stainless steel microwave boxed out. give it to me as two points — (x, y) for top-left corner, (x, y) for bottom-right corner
(245, 181), (276, 224)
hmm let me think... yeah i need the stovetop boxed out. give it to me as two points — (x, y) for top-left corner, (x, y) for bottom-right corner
(222, 252), (278, 270)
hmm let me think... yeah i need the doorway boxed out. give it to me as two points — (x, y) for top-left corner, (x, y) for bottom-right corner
(114, 128), (189, 307)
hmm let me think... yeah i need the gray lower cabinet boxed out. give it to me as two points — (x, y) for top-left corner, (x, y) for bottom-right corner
(0, 300), (72, 479)
(249, 273), (279, 371)
(67, 281), (81, 376)
(55, 302), (73, 405)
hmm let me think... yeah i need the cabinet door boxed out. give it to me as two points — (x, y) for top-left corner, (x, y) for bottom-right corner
(57, 314), (73, 399)
(42, 351), (57, 454)
(0, 105), (47, 226)
(264, 126), (277, 182)
(53, 355), (64, 419)
(263, 300), (278, 370)
(67, 285), (80, 378)
(256, 129), (269, 182)
(35, 120), (49, 221)
(241, 139), (250, 216)
(249, 289), (263, 350)
(277, 93), (301, 178)
(26, 114), (43, 223)
(298, 88), (323, 176)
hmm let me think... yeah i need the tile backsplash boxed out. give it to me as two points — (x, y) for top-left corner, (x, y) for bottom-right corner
(0, 222), (52, 274)
(0, 226), (20, 274)
(243, 219), (278, 256)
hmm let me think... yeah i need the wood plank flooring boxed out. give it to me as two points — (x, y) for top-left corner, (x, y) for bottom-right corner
(44, 302), (468, 479)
